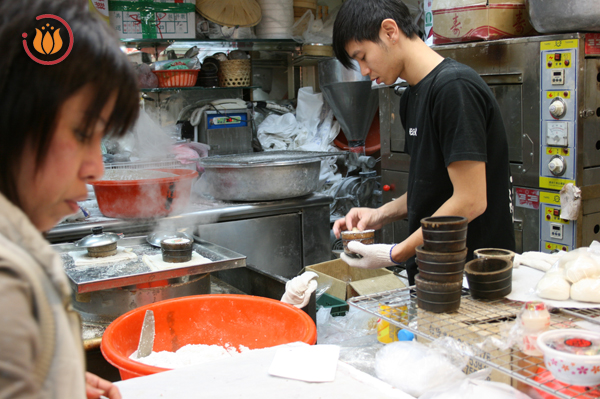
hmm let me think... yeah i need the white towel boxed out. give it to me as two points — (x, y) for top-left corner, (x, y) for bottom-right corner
(513, 251), (564, 272)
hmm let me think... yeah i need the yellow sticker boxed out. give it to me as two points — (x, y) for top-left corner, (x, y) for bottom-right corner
(545, 52), (573, 68)
(543, 241), (570, 252)
(546, 148), (570, 156)
(546, 91), (571, 99)
(541, 39), (578, 51)
(539, 177), (575, 191)
(540, 191), (561, 205)
(544, 206), (569, 224)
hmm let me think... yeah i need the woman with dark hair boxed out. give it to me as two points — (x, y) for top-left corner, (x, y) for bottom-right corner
(0, 0), (139, 397)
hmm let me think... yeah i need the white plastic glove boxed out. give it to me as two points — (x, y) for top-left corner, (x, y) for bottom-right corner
(340, 241), (399, 269)
(281, 271), (319, 308)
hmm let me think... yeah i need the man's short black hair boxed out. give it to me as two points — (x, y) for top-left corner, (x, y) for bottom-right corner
(333, 0), (420, 69)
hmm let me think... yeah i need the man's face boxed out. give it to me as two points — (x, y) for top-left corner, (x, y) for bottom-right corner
(345, 35), (400, 85)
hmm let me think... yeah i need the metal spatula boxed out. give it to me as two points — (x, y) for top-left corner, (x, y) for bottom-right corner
(137, 310), (155, 358)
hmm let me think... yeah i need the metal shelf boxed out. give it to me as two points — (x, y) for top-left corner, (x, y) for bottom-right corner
(140, 86), (259, 93)
(347, 287), (600, 399)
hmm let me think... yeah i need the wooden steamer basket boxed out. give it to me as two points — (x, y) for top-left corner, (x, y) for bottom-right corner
(218, 59), (251, 87)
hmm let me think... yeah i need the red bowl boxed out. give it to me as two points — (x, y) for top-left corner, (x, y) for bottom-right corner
(91, 168), (198, 219)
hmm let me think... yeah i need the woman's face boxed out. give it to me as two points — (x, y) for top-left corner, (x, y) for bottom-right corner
(17, 85), (116, 232)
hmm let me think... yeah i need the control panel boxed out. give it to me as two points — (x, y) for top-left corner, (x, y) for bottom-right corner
(539, 191), (574, 253)
(539, 40), (578, 190)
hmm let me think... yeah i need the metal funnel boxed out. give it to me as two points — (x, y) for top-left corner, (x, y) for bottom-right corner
(318, 59), (378, 146)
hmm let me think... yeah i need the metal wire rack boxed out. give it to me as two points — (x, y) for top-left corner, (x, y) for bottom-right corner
(347, 287), (600, 399)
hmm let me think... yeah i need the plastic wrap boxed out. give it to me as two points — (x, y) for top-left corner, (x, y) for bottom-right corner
(535, 242), (600, 302)
(374, 339), (467, 397)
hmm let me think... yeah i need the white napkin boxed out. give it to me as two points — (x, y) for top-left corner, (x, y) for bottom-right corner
(268, 344), (340, 383)
(280, 271), (318, 308)
(68, 247), (137, 266)
(142, 252), (212, 271)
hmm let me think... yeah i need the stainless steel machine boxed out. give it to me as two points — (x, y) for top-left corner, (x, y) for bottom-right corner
(379, 33), (600, 254)
(318, 59), (383, 223)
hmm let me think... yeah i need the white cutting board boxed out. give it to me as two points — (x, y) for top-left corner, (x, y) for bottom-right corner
(115, 342), (414, 399)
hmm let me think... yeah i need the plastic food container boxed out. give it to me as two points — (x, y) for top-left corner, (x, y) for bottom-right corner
(153, 69), (199, 88)
(91, 168), (198, 219)
(536, 329), (600, 386)
(101, 295), (317, 379)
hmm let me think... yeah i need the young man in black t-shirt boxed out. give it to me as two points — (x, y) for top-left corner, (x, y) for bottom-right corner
(331, 0), (515, 284)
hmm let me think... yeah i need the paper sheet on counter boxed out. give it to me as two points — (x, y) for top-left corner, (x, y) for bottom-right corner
(505, 266), (600, 309)
(142, 252), (212, 271)
(115, 342), (413, 399)
(68, 247), (137, 266)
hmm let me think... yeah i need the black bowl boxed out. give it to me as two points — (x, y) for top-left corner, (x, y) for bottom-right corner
(464, 258), (512, 283)
(421, 216), (468, 231)
(468, 284), (512, 300)
(417, 297), (461, 313)
(417, 268), (464, 283)
(423, 238), (467, 253)
(415, 273), (463, 292)
(416, 287), (462, 303)
(415, 245), (468, 263)
(422, 227), (468, 242)
(416, 258), (465, 273)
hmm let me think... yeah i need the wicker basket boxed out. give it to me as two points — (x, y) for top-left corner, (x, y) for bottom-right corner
(218, 59), (251, 87)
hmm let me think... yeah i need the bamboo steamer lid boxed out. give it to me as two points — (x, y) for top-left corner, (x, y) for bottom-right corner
(196, 0), (262, 28)
(302, 43), (334, 57)
(294, 0), (316, 8)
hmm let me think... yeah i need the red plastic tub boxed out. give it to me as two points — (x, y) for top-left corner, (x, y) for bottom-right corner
(101, 295), (317, 380)
(91, 168), (197, 219)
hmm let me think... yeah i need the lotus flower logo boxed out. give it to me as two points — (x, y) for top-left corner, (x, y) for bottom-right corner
(22, 14), (73, 65)
(33, 23), (63, 55)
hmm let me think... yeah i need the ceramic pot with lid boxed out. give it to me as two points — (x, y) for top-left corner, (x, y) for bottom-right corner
(75, 226), (122, 257)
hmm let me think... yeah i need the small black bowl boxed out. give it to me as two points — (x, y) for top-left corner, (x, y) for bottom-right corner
(417, 297), (461, 313)
(415, 245), (468, 263)
(416, 258), (465, 273)
(464, 258), (512, 283)
(423, 238), (467, 253)
(417, 268), (464, 283)
(415, 273), (463, 292)
(416, 287), (462, 303)
(422, 227), (468, 242)
(421, 216), (468, 231)
(468, 284), (512, 300)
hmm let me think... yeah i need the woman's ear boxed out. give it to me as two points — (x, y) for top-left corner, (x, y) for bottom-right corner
(381, 18), (400, 44)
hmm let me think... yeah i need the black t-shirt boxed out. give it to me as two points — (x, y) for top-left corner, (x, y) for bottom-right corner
(401, 58), (515, 281)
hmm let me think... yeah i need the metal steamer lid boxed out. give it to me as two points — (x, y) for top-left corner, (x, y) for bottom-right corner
(199, 150), (342, 168)
(75, 226), (121, 248)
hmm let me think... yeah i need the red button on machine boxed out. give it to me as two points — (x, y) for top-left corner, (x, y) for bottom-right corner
(383, 185), (391, 192)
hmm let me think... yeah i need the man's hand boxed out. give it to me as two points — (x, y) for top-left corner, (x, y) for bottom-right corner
(332, 207), (385, 238)
(86, 372), (121, 399)
(340, 242), (399, 269)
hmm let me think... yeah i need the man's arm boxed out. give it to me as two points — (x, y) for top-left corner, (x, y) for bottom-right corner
(391, 160), (487, 262)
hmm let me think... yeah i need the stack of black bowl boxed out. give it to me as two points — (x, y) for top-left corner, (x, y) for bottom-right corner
(415, 216), (468, 313)
(197, 57), (219, 87)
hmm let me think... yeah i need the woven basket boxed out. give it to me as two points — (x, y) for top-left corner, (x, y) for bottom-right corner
(218, 59), (251, 87)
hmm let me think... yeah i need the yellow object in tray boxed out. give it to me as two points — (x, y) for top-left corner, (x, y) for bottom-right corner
(377, 304), (408, 344)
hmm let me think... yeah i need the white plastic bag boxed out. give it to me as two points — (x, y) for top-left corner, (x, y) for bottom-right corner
(374, 340), (466, 397)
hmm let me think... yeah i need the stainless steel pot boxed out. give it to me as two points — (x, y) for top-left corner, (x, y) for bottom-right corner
(526, 0), (600, 33)
(198, 151), (338, 201)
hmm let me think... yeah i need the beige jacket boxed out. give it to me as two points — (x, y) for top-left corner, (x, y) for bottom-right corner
(0, 192), (86, 398)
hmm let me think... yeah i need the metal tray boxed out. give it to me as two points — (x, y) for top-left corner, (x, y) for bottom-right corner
(53, 236), (246, 293)
(348, 287), (600, 399)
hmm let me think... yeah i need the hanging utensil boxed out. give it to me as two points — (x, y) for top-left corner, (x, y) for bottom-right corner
(137, 310), (155, 359)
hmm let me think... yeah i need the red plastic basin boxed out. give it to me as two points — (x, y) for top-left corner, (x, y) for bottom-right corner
(100, 294), (317, 380)
(91, 168), (197, 219)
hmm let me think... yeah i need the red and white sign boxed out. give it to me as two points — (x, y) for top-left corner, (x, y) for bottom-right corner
(515, 187), (539, 210)
(585, 33), (600, 55)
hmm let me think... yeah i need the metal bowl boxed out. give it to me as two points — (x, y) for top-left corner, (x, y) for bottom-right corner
(146, 231), (194, 247)
(526, 0), (600, 33)
(198, 151), (339, 201)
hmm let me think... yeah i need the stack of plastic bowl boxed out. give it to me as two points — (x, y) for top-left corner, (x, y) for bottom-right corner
(256, 0), (294, 39)
(415, 216), (468, 313)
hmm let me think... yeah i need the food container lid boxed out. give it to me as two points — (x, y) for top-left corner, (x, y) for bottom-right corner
(199, 150), (343, 168)
(146, 231), (194, 248)
(75, 227), (122, 248)
(538, 329), (600, 357)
